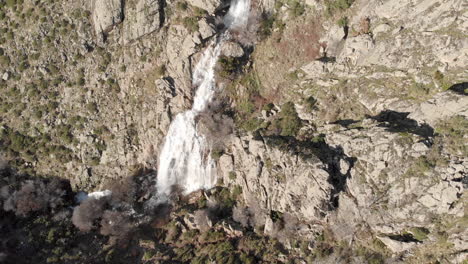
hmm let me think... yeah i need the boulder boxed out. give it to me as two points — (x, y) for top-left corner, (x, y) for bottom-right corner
(221, 41), (244, 57)
(198, 18), (216, 40)
(92, 0), (123, 36)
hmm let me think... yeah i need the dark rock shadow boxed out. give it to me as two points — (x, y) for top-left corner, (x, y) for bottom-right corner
(367, 110), (434, 139)
(317, 56), (336, 63)
(331, 119), (360, 129)
(448, 82), (467, 96)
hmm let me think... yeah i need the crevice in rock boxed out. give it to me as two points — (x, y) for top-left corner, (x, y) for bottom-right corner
(343, 25), (349, 39)
(387, 234), (420, 243)
(158, 0), (166, 27)
(121, 0), (126, 21)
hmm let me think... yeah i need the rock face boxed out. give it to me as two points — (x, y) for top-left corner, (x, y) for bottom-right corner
(122, 0), (162, 43)
(92, 0), (123, 36)
(187, 0), (224, 14)
(220, 135), (333, 221)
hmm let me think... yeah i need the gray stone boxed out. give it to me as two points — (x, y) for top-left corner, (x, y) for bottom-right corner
(1, 72), (8, 81)
(198, 18), (216, 40)
(221, 41), (244, 57)
(378, 236), (417, 253)
(92, 0), (123, 36)
(122, 0), (161, 44)
(187, 0), (223, 14)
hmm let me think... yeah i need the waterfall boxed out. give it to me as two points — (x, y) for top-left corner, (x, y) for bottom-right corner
(156, 0), (251, 200)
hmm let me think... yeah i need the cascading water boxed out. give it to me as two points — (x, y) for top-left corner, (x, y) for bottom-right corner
(156, 0), (251, 200)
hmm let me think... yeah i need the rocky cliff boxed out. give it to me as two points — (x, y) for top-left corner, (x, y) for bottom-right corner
(0, 0), (466, 263)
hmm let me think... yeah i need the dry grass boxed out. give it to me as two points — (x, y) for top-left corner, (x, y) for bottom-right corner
(253, 17), (322, 103)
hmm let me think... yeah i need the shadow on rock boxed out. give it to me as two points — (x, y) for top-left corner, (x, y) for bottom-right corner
(367, 110), (434, 139)
(448, 82), (467, 96)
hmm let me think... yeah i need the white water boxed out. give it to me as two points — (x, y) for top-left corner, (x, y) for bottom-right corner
(156, 0), (250, 200)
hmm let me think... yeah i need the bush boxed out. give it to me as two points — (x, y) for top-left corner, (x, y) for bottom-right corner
(176, 1), (188, 10)
(211, 148), (224, 160)
(409, 227), (430, 241)
(86, 102), (98, 113)
(337, 16), (349, 27)
(289, 0), (305, 17)
(434, 70), (444, 81)
(304, 96), (318, 111)
(6, 0), (16, 8)
(326, 0), (354, 15)
(183, 17), (199, 32)
(278, 102), (301, 137)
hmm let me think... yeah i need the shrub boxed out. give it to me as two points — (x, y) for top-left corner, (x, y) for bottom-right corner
(304, 96), (318, 111)
(326, 0), (354, 15)
(193, 7), (207, 17)
(409, 227), (430, 241)
(278, 102), (301, 137)
(218, 56), (239, 78)
(156, 64), (166, 77)
(183, 17), (199, 32)
(211, 148), (224, 160)
(176, 1), (188, 10)
(86, 102), (98, 113)
(337, 16), (349, 27)
(289, 0), (305, 17)
(434, 70), (444, 81)
(0, 54), (10, 65)
(6, 0), (16, 8)
(258, 13), (276, 39)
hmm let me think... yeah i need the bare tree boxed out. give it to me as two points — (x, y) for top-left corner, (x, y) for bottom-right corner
(72, 198), (107, 232)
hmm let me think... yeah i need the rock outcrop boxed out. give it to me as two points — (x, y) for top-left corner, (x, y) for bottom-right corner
(92, 0), (123, 37)
(122, 0), (163, 44)
(187, 0), (224, 14)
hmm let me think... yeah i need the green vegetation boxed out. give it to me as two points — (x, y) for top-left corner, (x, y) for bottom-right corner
(228, 171), (237, 180)
(176, 1), (188, 11)
(211, 148), (224, 160)
(325, 0), (355, 15)
(277, 102), (302, 137)
(337, 16), (349, 27)
(183, 16), (199, 32)
(435, 115), (468, 156)
(408, 227), (430, 241)
(218, 55), (241, 79)
(288, 0), (305, 18)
